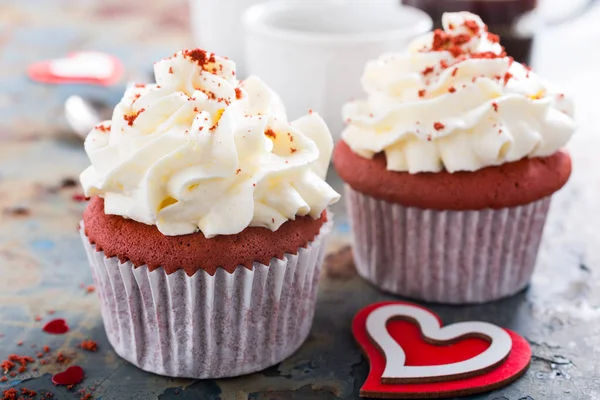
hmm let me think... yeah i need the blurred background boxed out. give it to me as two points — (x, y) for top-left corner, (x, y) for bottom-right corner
(0, 0), (598, 141)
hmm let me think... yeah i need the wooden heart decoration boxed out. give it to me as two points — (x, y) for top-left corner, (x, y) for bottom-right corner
(353, 301), (531, 398)
(28, 51), (123, 86)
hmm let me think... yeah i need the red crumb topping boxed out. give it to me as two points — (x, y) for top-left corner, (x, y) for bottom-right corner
(451, 68), (458, 77)
(134, 83), (145, 88)
(264, 129), (277, 139)
(448, 86), (456, 93)
(182, 49), (216, 69)
(235, 87), (243, 100)
(421, 66), (435, 75)
(168, 67), (173, 74)
(492, 102), (499, 112)
(94, 124), (110, 133)
(290, 148), (297, 153)
(464, 20), (480, 35)
(123, 108), (145, 127)
(418, 89), (426, 98)
(433, 122), (445, 131)
(503, 72), (513, 85)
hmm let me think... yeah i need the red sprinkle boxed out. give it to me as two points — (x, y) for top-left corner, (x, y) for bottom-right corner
(421, 66), (435, 75)
(123, 108), (145, 127)
(464, 20), (480, 35)
(418, 89), (426, 98)
(264, 129), (277, 140)
(492, 102), (499, 112)
(433, 122), (445, 131)
(448, 86), (456, 93)
(235, 87), (243, 100)
(42, 319), (70, 335)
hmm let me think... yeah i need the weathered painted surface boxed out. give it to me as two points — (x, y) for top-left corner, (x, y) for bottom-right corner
(0, 1), (599, 399)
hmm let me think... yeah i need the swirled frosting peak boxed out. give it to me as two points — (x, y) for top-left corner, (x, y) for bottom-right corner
(342, 12), (575, 173)
(80, 49), (340, 237)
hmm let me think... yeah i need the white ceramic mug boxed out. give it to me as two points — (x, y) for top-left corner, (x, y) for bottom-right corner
(243, 0), (432, 137)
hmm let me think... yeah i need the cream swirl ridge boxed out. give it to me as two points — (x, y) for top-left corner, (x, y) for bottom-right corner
(342, 12), (576, 173)
(80, 49), (340, 237)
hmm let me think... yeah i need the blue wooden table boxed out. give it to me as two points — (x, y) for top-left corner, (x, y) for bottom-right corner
(1, 1), (600, 399)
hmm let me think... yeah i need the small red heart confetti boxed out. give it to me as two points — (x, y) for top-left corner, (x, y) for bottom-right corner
(52, 365), (84, 386)
(42, 319), (70, 335)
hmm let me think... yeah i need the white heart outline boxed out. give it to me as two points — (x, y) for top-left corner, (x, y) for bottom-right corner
(366, 304), (513, 383)
(49, 52), (116, 80)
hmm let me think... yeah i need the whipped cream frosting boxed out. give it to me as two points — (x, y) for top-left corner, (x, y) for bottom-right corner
(80, 49), (340, 237)
(342, 12), (576, 173)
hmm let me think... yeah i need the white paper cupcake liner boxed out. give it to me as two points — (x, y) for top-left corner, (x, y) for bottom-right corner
(80, 218), (332, 379)
(346, 185), (551, 304)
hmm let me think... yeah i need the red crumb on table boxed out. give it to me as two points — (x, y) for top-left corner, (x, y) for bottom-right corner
(80, 340), (98, 352)
(80, 393), (93, 400)
(1, 360), (14, 373)
(418, 89), (426, 98)
(20, 388), (37, 397)
(16, 342), (22, 347)
(123, 108), (145, 127)
(86, 285), (95, 294)
(2, 388), (18, 400)
(43, 345), (51, 353)
(264, 129), (277, 139)
(0, 377), (6, 383)
(433, 122), (445, 131)
(37, 353), (44, 358)
(35, 316), (42, 322)
(56, 352), (68, 364)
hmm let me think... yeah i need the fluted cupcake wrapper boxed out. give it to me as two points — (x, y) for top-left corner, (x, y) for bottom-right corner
(346, 185), (551, 304)
(79, 218), (332, 379)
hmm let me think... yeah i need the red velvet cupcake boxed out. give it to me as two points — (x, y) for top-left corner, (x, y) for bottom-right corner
(334, 12), (575, 304)
(79, 49), (339, 378)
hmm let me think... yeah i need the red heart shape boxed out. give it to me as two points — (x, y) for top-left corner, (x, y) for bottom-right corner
(42, 318), (70, 335)
(353, 301), (531, 398)
(52, 365), (84, 386)
(27, 51), (123, 86)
